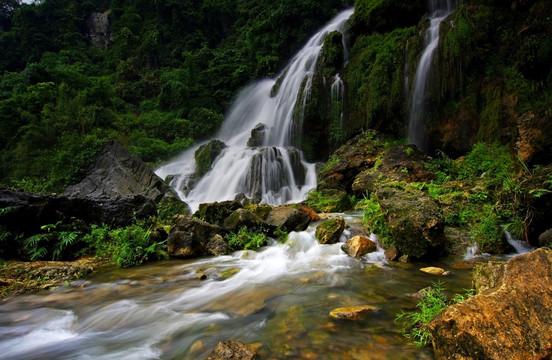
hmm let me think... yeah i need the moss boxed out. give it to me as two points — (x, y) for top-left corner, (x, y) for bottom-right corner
(194, 140), (226, 177)
(320, 31), (344, 78)
(315, 217), (345, 244)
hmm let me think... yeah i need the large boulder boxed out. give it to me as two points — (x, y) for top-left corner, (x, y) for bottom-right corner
(376, 186), (445, 259)
(315, 217), (345, 244)
(167, 215), (226, 257)
(341, 235), (377, 257)
(429, 248), (552, 360)
(64, 141), (178, 205)
(223, 208), (269, 233)
(194, 201), (243, 226)
(265, 206), (310, 232)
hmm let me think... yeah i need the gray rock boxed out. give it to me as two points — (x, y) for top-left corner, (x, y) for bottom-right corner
(266, 206), (310, 232)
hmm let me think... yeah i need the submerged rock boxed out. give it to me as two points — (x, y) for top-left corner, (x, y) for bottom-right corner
(341, 235), (377, 257)
(329, 305), (377, 320)
(429, 248), (552, 360)
(315, 217), (345, 244)
(205, 340), (260, 360)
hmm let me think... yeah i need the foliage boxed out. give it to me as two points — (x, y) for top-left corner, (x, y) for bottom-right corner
(306, 189), (352, 213)
(23, 221), (82, 261)
(458, 143), (513, 181)
(227, 226), (268, 250)
(395, 282), (475, 347)
(361, 192), (392, 246)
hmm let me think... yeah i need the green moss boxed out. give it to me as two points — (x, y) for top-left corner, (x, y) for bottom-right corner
(194, 140), (226, 177)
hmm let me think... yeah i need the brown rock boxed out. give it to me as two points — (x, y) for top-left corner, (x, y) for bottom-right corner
(266, 206), (310, 232)
(329, 305), (377, 320)
(429, 248), (552, 360)
(205, 340), (260, 360)
(341, 235), (377, 257)
(167, 215), (226, 258)
(384, 246), (400, 261)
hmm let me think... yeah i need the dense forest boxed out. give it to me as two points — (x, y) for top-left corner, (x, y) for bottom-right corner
(0, 0), (352, 192)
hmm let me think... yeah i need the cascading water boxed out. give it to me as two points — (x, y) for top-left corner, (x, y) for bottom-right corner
(407, 0), (454, 153)
(156, 9), (354, 212)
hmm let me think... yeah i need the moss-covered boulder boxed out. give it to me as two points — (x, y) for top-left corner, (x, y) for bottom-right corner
(223, 208), (268, 233)
(376, 185), (445, 259)
(194, 140), (226, 177)
(308, 188), (352, 213)
(315, 217), (345, 244)
(194, 200), (242, 226)
(320, 30), (344, 78)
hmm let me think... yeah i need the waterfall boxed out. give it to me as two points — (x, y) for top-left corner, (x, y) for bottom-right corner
(331, 74), (345, 127)
(407, 0), (454, 153)
(156, 9), (354, 212)
(502, 227), (534, 255)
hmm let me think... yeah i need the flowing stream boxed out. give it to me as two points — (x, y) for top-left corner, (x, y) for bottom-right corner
(156, 9), (354, 212)
(0, 214), (478, 359)
(408, 0), (454, 152)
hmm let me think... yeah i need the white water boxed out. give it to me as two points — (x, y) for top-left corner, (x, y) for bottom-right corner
(408, 0), (454, 153)
(156, 9), (354, 212)
(503, 227), (534, 255)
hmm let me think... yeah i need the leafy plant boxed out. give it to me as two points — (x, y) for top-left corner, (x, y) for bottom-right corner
(395, 282), (474, 347)
(228, 226), (268, 250)
(361, 193), (392, 246)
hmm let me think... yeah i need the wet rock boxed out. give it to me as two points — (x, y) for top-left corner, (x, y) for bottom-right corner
(329, 305), (377, 320)
(195, 140), (227, 178)
(194, 201), (243, 226)
(247, 123), (266, 147)
(223, 208), (268, 233)
(244, 204), (273, 221)
(539, 229), (552, 247)
(376, 186), (445, 259)
(315, 217), (345, 244)
(341, 235), (377, 257)
(297, 205), (321, 222)
(420, 267), (448, 275)
(167, 215), (226, 258)
(429, 248), (552, 360)
(206, 234), (232, 256)
(205, 340), (260, 360)
(64, 141), (178, 205)
(384, 246), (400, 261)
(311, 188), (352, 213)
(410, 286), (433, 300)
(265, 206), (310, 232)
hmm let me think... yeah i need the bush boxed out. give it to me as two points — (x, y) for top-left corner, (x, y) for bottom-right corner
(227, 226), (268, 251)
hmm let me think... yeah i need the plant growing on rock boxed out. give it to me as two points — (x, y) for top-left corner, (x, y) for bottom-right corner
(227, 226), (268, 251)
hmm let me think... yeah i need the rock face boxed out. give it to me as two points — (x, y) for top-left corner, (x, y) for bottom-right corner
(85, 10), (112, 50)
(205, 340), (260, 360)
(341, 235), (377, 257)
(376, 186), (444, 259)
(315, 217), (345, 244)
(0, 189), (156, 234)
(429, 248), (552, 360)
(167, 215), (226, 258)
(64, 141), (179, 205)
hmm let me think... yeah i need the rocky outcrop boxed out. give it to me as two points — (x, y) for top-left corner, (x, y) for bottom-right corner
(167, 215), (227, 258)
(376, 186), (445, 259)
(0, 189), (156, 235)
(315, 217), (345, 244)
(429, 248), (552, 360)
(205, 340), (260, 360)
(85, 10), (112, 50)
(341, 235), (377, 257)
(265, 206), (311, 232)
(247, 123), (266, 147)
(64, 141), (180, 205)
(194, 140), (226, 177)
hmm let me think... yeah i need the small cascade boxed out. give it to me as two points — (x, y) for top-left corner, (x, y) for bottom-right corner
(156, 9), (353, 212)
(503, 227), (534, 255)
(464, 242), (481, 260)
(331, 73), (345, 127)
(407, 0), (454, 152)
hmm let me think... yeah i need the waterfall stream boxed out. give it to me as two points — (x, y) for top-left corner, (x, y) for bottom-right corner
(407, 0), (454, 153)
(156, 9), (354, 212)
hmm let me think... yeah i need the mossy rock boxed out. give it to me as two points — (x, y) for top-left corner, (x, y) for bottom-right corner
(194, 140), (226, 177)
(157, 196), (190, 222)
(308, 189), (352, 213)
(194, 200), (242, 226)
(315, 217), (345, 244)
(321, 30), (344, 78)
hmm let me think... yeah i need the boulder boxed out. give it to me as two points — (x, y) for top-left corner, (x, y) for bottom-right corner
(310, 188), (352, 213)
(329, 305), (377, 320)
(194, 201), (243, 226)
(315, 217), (345, 244)
(194, 140), (226, 177)
(539, 229), (552, 247)
(419, 267), (448, 275)
(341, 235), (377, 257)
(64, 141), (178, 205)
(206, 234), (232, 256)
(429, 248), (552, 360)
(265, 206), (310, 232)
(167, 215), (226, 258)
(223, 208), (268, 233)
(376, 186), (445, 259)
(205, 340), (260, 360)
(247, 123), (266, 147)
(384, 246), (400, 261)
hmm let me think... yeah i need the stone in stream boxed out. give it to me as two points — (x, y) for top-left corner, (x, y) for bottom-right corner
(419, 267), (449, 275)
(205, 339), (260, 360)
(329, 305), (378, 320)
(429, 248), (552, 360)
(341, 235), (377, 257)
(315, 217), (345, 244)
(265, 206), (311, 232)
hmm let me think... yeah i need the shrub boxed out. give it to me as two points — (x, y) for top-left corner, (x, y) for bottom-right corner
(227, 226), (268, 250)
